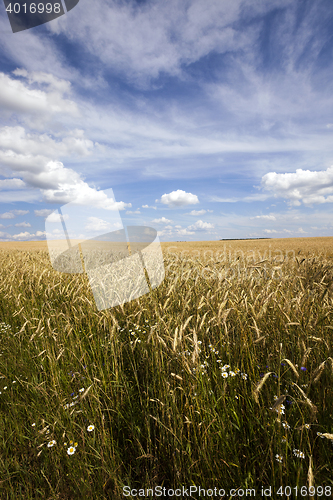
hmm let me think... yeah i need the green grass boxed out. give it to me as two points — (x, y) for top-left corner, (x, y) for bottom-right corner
(0, 248), (333, 499)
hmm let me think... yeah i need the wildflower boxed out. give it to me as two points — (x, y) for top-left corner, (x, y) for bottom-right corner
(79, 388), (85, 393)
(32, 423), (36, 427)
(300, 367), (307, 371)
(241, 373), (248, 380)
(87, 425), (95, 432)
(235, 395), (239, 400)
(281, 437), (287, 443)
(234, 368), (240, 374)
(229, 371), (236, 377)
(198, 341), (202, 345)
(275, 454), (283, 463)
(67, 446), (76, 455)
(274, 395), (278, 400)
(4, 386), (7, 390)
(305, 424), (310, 429)
(282, 422), (290, 430)
(217, 360), (222, 363)
(293, 449), (305, 458)
(317, 432), (325, 438)
(47, 440), (56, 448)
(221, 372), (228, 379)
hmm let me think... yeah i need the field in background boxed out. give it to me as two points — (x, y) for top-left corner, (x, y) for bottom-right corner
(1, 236), (333, 259)
(0, 237), (333, 498)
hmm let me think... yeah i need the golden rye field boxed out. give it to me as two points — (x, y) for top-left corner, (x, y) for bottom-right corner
(1, 235), (333, 258)
(0, 236), (333, 498)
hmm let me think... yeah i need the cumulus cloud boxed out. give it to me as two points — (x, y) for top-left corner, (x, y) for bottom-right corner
(187, 220), (214, 230)
(84, 217), (112, 232)
(159, 190), (199, 207)
(188, 209), (206, 215)
(0, 178), (26, 189)
(126, 210), (141, 214)
(0, 212), (15, 219)
(0, 126), (94, 160)
(34, 209), (54, 217)
(263, 229), (278, 234)
(12, 231), (33, 240)
(11, 209), (29, 215)
(15, 222), (31, 227)
(0, 71), (79, 121)
(151, 217), (173, 224)
(176, 228), (195, 235)
(142, 205), (157, 209)
(251, 215), (276, 220)
(46, 212), (69, 223)
(0, 231), (11, 239)
(261, 166), (333, 206)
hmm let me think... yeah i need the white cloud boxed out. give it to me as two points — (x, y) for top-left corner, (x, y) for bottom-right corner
(0, 71), (79, 122)
(159, 190), (199, 207)
(0, 126), (94, 159)
(251, 215), (276, 220)
(0, 231), (11, 239)
(15, 222), (31, 227)
(84, 217), (112, 232)
(11, 209), (29, 215)
(261, 166), (333, 206)
(151, 217), (173, 224)
(46, 212), (69, 223)
(12, 231), (33, 240)
(0, 178), (26, 189)
(188, 209), (206, 215)
(211, 194), (270, 203)
(187, 220), (214, 231)
(34, 209), (54, 217)
(126, 210), (141, 214)
(0, 212), (15, 219)
(142, 205), (157, 209)
(263, 229), (278, 234)
(176, 228), (195, 235)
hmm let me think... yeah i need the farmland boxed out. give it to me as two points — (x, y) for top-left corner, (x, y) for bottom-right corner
(0, 237), (332, 498)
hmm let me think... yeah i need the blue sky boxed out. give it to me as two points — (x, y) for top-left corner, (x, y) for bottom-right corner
(0, 0), (333, 242)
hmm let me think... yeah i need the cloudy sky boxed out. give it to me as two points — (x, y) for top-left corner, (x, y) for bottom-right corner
(0, 0), (333, 242)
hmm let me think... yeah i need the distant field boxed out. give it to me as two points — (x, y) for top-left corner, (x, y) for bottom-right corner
(0, 236), (333, 259)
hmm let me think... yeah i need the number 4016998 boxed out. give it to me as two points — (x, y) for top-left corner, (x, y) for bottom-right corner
(5, 3), (62, 14)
